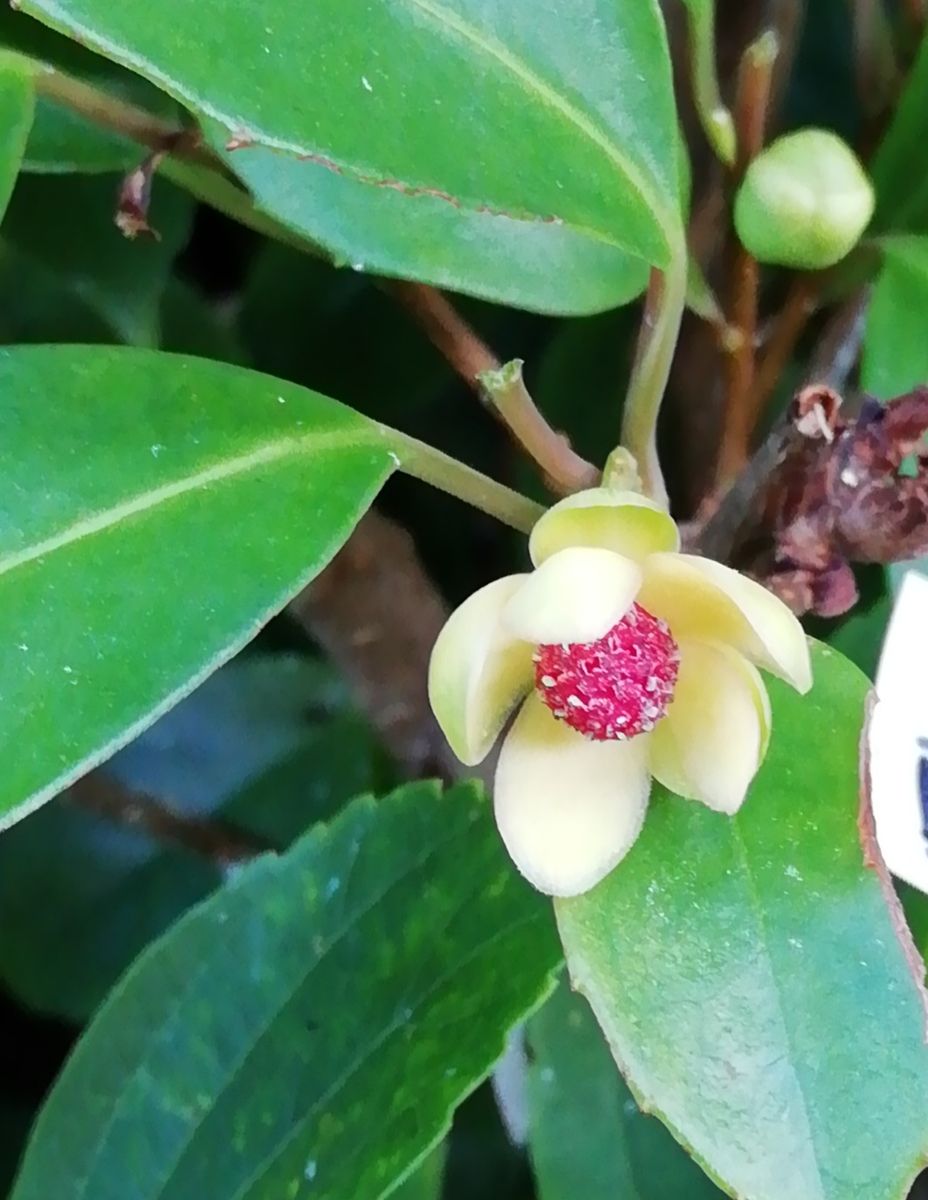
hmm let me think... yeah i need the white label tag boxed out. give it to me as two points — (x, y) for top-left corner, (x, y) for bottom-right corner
(871, 570), (928, 893)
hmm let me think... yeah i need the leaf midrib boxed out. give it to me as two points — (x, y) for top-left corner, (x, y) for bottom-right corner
(68, 798), (463, 1200)
(0, 427), (376, 581)
(227, 905), (543, 1200)
(727, 819), (826, 1200)
(401, 0), (671, 244)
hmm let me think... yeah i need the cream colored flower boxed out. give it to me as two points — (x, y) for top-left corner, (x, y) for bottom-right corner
(428, 488), (812, 897)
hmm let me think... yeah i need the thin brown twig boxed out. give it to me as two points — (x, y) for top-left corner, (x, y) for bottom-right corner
(72, 511), (482, 858)
(902, 0), (927, 35)
(386, 281), (598, 494)
(694, 292), (868, 562)
(288, 509), (469, 783)
(35, 67), (225, 175)
(849, 0), (900, 117)
(752, 275), (820, 413)
(716, 31), (779, 486)
(69, 774), (270, 867)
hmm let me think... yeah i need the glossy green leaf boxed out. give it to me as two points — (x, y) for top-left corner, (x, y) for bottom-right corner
(0, 5), (178, 174)
(871, 33), (928, 232)
(557, 642), (928, 1200)
(0, 345), (395, 831)
(527, 980), (723, 1200)
(392, 1145), (447, 1200)
(0, 655), (383, 1023)
(20, 0), (682, 271)
(214, 137), (648, 316)
(2, 172), (193, 346)
(11, 782), (561, 1200)
(861, 236), (928, 396)
(0, 61), (33, 223)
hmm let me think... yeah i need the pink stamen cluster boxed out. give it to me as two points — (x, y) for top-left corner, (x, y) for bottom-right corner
(533, 603), (680, 740)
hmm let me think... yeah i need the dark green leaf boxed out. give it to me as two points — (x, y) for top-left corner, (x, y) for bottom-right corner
(0, 1099), (32, 1198)
(0, 5), (178, 174)
(899, 883), (928, 962)
(0, 655), (382, 1023)
(557, 642), (928, 1200)
(0, 345), (395, 830)
(2, 173), (193, 345)
(861, 236), (928, 396)
(871, 34), (928, 231)
(215, 138), (648, 316)
(12, 782), (561, 1200)
(0, 61), (33, 223)
(159, 278), (246, 364)
(780, 0), (858, 142)
(527, 980), (723, 1200)
(0, 241), (114, 344)
(239, 241), (534, 434)
(21, 0), (682, 270)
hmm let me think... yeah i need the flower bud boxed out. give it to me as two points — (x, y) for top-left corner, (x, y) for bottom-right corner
(734, 129), (874, 269)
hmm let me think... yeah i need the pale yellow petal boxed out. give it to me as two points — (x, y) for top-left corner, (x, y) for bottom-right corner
(529, 488), (680, 567)
(638, 553), (812, 692)
(502, 547), (642, 645)
(494, 692), (652, 896)
(428, 576), (534, 766)
(649, 639), (772, 815)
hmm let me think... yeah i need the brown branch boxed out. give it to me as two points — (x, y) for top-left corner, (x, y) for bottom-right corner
(849, 0), (900, 117)
(69, 773), (270, 867)
(288, 508), (481, 784)
(695, 383), (841, 561)
(385, 280), (497, 383)
(386, 281), (598, 494)
(696, 289), (867, 561)
(716, 31), (779, 485)
(902, 0), (927, 36)
(35, 67), (224, 175)
(753, 275), (820, 411)
(71, 513), (476, 858)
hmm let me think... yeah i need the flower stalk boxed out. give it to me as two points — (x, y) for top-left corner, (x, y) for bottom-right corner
(619, 251), (687, 509)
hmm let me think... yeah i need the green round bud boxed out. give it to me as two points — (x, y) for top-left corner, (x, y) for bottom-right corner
(734, 129), (874, 269)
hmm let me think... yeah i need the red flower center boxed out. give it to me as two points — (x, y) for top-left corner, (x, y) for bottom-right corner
(533, 603), (680, 740)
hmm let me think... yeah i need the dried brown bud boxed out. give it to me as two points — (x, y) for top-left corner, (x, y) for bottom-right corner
(741, 387), (928, 617)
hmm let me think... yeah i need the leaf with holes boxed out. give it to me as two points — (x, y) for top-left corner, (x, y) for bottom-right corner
(557, 642), (928, 1200)
(0, 345), (395, 831)
(19, 0), (683, 291)
(11, 782), (561, 1200)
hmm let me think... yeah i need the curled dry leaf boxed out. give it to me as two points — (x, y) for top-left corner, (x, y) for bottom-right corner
(738, 385), (928, 616)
